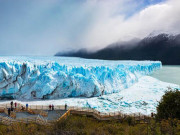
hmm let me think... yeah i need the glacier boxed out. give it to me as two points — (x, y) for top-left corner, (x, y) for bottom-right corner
(0, 56), (161, 100)
(0, 56), (179, 115)
(8, 76), (178, 115)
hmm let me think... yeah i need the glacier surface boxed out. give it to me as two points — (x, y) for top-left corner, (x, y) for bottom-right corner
(0, 56), (179, 115)
(6, 76), (178, 115)
(0, 56), (161, 100)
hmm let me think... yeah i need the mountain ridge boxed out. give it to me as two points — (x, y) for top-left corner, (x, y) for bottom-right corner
(55, 33), (180, 65)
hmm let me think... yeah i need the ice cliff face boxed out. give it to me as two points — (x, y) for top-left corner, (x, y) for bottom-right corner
(0, 56), (161, 100)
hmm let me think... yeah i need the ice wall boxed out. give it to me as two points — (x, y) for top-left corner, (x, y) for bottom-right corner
(0, 56), (161, 100)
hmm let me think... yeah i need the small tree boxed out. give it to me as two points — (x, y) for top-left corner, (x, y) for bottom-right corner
(156, 88), (180, 120)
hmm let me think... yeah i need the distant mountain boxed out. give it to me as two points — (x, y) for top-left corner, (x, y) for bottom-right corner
(55, 34), (180, 65)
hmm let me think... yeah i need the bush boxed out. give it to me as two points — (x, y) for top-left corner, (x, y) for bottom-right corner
(156, 89), (180, 120)
(126, 116), (134, 126)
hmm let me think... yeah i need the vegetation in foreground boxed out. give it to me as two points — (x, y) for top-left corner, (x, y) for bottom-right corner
(0, 89), (180, 135)
(0, 114), (180, 135)
(157, 89), (180, 120)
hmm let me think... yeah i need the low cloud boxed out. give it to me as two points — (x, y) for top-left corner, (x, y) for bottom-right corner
(83, 0), (180, 50)
(0, 0), (180, 55)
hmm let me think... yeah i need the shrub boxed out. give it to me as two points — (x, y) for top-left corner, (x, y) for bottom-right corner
(156, 89), (180, 120)
(126, 116), (133, 126)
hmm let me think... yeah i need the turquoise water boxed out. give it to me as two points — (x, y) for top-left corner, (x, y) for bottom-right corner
(151, 65), (180, 85)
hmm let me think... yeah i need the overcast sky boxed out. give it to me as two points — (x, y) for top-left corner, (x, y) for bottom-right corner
(0, 0), (180, 55)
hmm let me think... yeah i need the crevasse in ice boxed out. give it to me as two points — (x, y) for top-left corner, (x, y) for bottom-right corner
(0, 56), (161, 99)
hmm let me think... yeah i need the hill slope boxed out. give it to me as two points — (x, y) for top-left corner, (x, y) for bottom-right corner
(55, 34), (180, 65)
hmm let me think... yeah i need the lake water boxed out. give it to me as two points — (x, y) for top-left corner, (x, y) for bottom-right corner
(151, 65), (180, 86)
